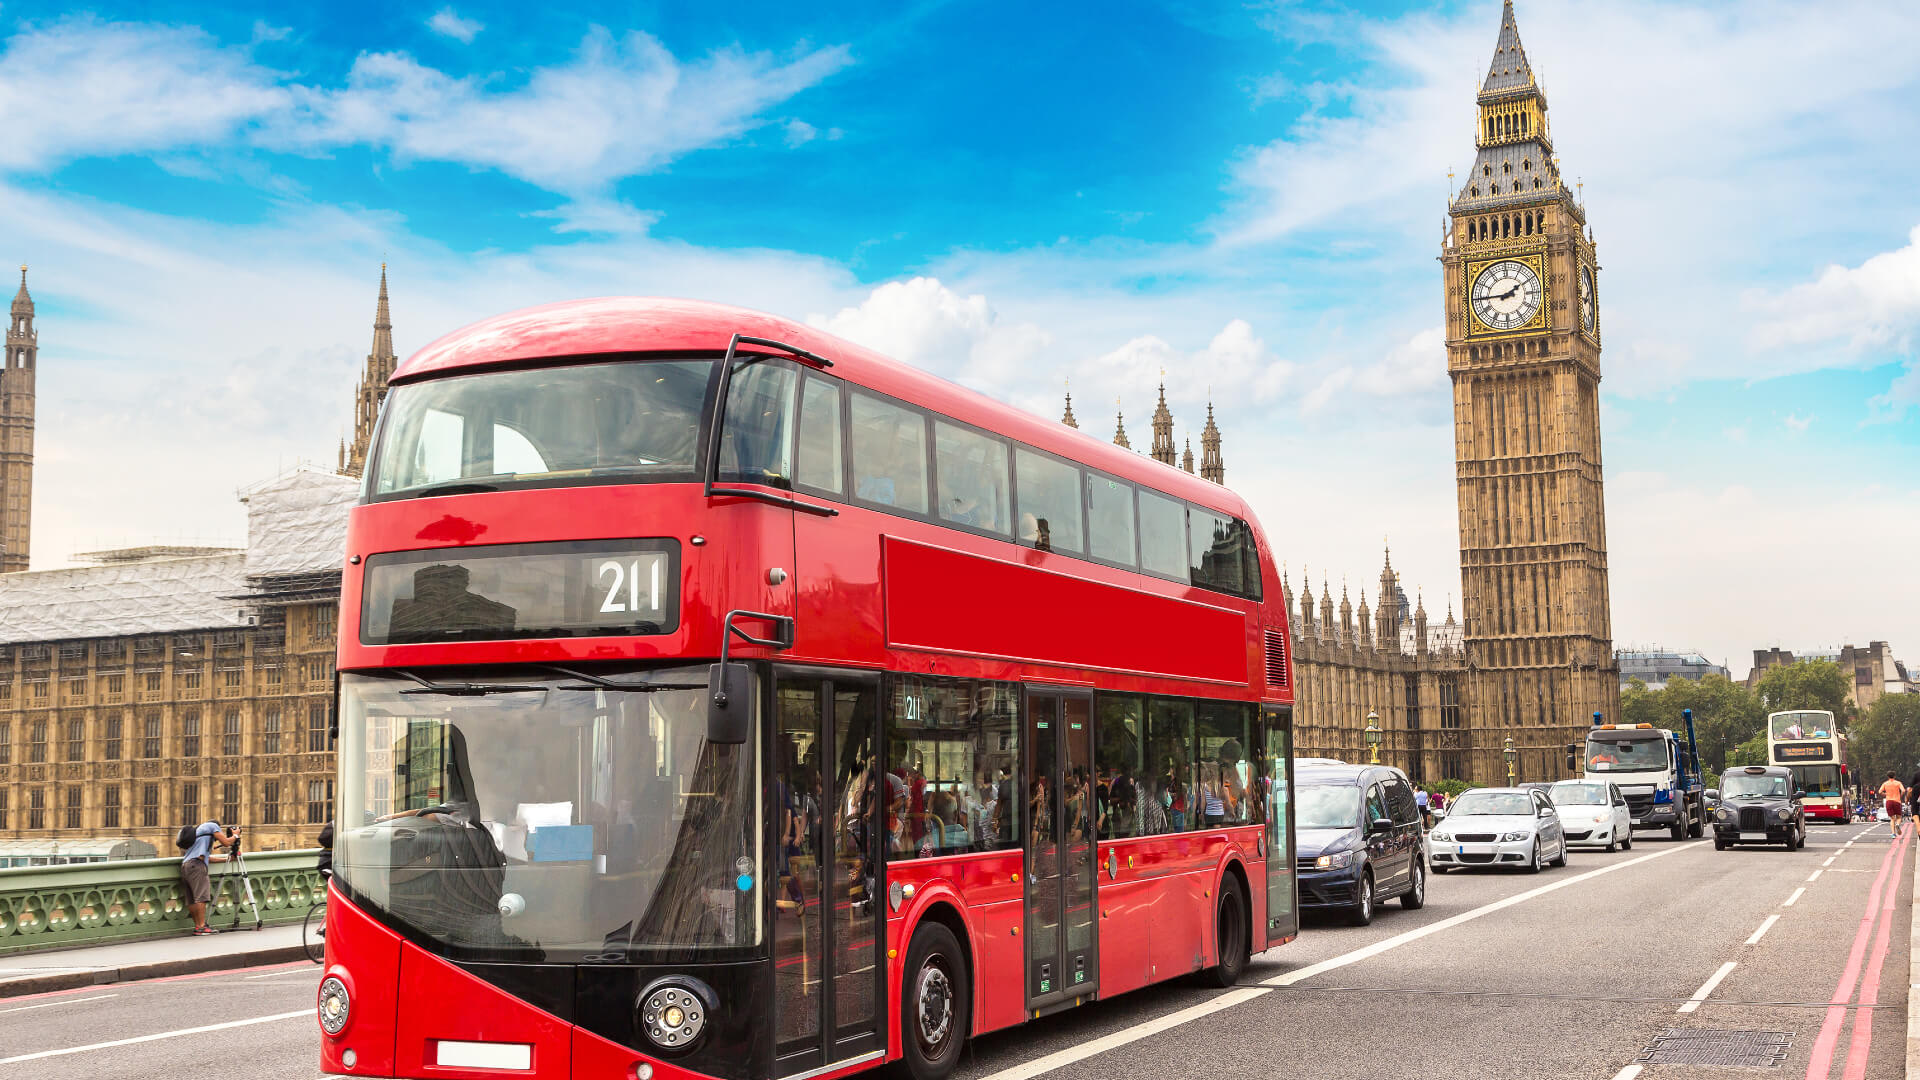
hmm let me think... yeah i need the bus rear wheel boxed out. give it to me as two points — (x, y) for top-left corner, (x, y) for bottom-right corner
(900, 921), (969, 1080)
(1200, 874), (1248, 988)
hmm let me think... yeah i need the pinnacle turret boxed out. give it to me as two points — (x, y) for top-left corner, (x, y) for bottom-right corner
(1199, 402), (1224, 484)
(11, 265), (31, 314)
(341, 264), (399, 478)
(1061, 383), (1078, 428)
(1182, 438), (1194, 474)
(1150, 380), (1176, 465)
(1113, 403), (1131, 450)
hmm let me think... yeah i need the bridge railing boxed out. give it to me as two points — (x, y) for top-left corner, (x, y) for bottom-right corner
(0, 849), (324, 955)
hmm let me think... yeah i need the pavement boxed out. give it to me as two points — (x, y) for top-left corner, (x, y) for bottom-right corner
(0, 923), (309, 998)
(0, 821), (1910, 1079)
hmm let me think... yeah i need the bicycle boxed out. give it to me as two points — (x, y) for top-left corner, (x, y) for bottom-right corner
(303, 896), (328, 964)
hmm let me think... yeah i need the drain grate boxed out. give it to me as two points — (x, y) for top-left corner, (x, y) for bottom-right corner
(1638, 1029), (1793, 1068)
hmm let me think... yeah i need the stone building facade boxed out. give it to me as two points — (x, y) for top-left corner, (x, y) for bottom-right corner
(1748, 643), (1914, 713)
(2, 267), (37, 573)
(0, 269), (392, 853)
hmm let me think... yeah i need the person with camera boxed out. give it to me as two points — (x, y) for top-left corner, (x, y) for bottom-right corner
(179, 820), (238, 936)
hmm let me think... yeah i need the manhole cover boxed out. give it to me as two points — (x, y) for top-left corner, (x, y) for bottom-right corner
(1638, 1029), (1793, 1068)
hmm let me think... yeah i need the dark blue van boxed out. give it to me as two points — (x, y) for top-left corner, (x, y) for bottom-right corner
(1295, 762), (1426, 925)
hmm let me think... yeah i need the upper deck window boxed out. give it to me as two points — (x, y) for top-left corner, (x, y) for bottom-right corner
(1137, 489), (1187, 579)
(1015, 449), (1084, 555)
(851, 391), (929, 514)
(371, 359), (711, 498)
(934, 421), (1011, 535)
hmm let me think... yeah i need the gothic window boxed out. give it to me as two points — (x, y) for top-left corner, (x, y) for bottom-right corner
(1483, 164), (1491, 177)
(1469, 186), (1479, 197)
(1502, 161), (1511, 175)
(1522, 158), (1532, 171)
(1533, 178), (1542, 189)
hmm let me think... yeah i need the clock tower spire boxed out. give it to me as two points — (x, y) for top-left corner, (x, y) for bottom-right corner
(1443, 0), (1615, 784)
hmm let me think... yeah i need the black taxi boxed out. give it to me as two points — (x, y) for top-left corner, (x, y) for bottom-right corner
(1711, 765), (1807, 850)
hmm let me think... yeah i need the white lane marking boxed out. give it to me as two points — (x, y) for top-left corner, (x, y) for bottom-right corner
(1808, 870), (1824, 882)
(1678, 961), (1738, 1014)
(1265, 841), (1693, 987)
(1746, 915), (1781, 945)
(243, 967), (317, 980)
(0, 1009), (309, 1064)
(1785, 888), (1807, 906)
(976, 840), (1696, 1080)
(974, 987), (1270, 1080)
(1611, 1067), (1644, 1080)
(1825, 856), (1837, 866)
(0, 994), (116, 1016)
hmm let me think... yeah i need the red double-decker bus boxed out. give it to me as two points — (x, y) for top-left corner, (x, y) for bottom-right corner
(317, 297), (1298, 1080)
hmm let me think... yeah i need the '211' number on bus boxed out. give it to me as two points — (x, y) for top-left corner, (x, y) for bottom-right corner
(597, 558), (662, 614)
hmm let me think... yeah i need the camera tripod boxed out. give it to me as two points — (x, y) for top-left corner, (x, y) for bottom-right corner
(219, 835), (265, 932)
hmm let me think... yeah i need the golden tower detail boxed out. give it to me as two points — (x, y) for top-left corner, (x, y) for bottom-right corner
(1443, 1), (1616, 779)
(339, 265), (398, 478)
(2, 266), (37, 573)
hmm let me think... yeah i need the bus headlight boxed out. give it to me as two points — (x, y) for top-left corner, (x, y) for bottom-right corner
(318, 976), (351, 1036)
(638, 979), (714, 1053)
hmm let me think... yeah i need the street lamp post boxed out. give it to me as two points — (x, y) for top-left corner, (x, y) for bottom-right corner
(1365, 711), (1382, 765)
(1503, 736), (1517, 787)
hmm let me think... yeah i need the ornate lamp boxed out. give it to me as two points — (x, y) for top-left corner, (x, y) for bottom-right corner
(1503, 736), (1517, 786)
(1365, 711), (1382, 765)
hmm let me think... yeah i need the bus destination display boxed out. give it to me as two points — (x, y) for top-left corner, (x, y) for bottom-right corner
(359, 539), (679, 644)
(1773, 742), (1834, 762)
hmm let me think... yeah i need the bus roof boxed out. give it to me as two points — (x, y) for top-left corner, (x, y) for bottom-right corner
(391, 296), (1259, 519)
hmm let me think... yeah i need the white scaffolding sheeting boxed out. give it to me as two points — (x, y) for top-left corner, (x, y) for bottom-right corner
(243, 469), (358, 581)
(0, 553), (248, 642)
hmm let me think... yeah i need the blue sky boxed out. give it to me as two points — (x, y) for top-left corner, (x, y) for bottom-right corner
(0, 0), (1915, 674)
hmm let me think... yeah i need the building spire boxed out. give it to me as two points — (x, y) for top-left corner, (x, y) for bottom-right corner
(1113, 399), (1131, 449)
(341, 264), (399, 478)
(11, 265), (31, 314)
(1150, 376), (1176, 465)
(1199, 401), (1224, 484)
(1061, 380), (1079, 428)
(1181, 437), (1195, 473)
(1481, 0), (1534, 96)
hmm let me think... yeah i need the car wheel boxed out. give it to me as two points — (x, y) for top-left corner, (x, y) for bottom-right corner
(1200, 874), (1248, 988)
(1604, 832), (1617, 853)
(1714, 835), (1728, 851)
(1550, 839), (1568, 867)
(1526, 838), (1544, 874)
(1401, 860), (1426, 910)
(1347, 872), (1375, 926)
(900, 921), (970, 1080)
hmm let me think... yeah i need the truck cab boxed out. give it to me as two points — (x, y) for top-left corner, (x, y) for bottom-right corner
(1583, 719), (1704, 841)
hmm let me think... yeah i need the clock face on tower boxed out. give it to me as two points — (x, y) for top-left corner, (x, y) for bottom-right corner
(1470, 260), (1543, 332)
(1579, 266), (1596, 334)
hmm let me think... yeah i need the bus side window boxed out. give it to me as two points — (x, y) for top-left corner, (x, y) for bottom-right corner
(794, 374), (845, 495)
(1137, 488), (1187, 580)
(933, 421), (1011, 535)
(1014, 449), (1085, 555)
(718, 362), (797, 485)
(1187, 506), (1246, 597)
(850, 391), (929, 514)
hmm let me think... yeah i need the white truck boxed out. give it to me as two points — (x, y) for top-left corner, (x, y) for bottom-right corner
(1576, 709), (1705, 840)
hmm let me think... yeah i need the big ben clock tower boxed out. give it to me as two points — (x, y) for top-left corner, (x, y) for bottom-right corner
(1444, 1), (1617, 783)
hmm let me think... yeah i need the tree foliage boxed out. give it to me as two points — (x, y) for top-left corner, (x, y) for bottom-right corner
(1620, 673), (1767, 775)
(1754, 660), (1855, 723)
(1849, 693), (1920, 786)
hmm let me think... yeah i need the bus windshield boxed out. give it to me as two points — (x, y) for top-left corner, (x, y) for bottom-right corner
(333, 666), (761, 962)
(371, 359), (714, 497)
(1586, 736), (1667, 773)
(1770, 711), (1834, 740)
(1790, 765), (1843, 797)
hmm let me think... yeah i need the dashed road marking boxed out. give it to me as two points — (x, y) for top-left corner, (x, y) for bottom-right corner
(1678, 961), (1738, 1014)
(0, 993), (116, 1016)
(0, 1010), (309, 1065)
(1809, 870), (1824, 882)
(1610, 1067), (1643, 1080)
(1786, 887), (1807, 906)
(1747, 915), (1781, 945)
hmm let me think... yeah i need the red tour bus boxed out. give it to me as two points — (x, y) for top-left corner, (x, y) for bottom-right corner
(318, 297), (1299, 1080)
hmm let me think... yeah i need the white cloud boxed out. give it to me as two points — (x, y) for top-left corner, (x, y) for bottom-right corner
(530, 198), (660, 236)
(808, 277), (1051, 395)
(783, 119), (817, 147)
(0, 19), (852, 197)
(426, 8), (483, 44)
(250, 21), (292, 44)
(1783, 412), (1813, 432)
(0, 18), (292, 171)
(1748, 223), (1920, 357)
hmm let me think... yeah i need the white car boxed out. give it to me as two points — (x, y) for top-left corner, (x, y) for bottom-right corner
(1549, 779), (1633, 852)
(1427, 787), (1569, 873)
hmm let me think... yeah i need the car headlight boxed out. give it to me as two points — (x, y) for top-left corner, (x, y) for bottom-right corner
(1430, 831), (1452, 844)
(1592, 813), (1611, 825)
(1313, 851), (1355, 870)
(1714, 808), (1730, 821)
(1774, 808), (1793, 821)
(1500, 831), (1529, 842)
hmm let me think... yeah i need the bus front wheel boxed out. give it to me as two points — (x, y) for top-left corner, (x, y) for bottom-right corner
(1200, 874), (1248, 988)
(900, 921), (970, 1080)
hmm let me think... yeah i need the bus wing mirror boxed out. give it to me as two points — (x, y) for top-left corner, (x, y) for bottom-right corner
(706, 663), (753, 745)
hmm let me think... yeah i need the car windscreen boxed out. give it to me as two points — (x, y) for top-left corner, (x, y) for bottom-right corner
(1297, 784), (1362, 829)
(1448, 792), (1534, 816)
(1722, 774), (1790, 799)
(1550, 783), (1607, 806)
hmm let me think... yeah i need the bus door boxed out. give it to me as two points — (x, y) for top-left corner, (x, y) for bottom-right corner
(1263, 705), (1298, 942)
(1023, 688), (1098, 1007)
(772, 672), (885, 1077)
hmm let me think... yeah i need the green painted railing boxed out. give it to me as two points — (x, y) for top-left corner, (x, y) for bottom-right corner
(0, 849), (325, 955)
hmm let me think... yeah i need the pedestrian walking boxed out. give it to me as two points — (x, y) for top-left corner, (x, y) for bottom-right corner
(179, 820), (237, 936)
(1878, 773), (1905, 837)
(1415, 786), (1431, 828)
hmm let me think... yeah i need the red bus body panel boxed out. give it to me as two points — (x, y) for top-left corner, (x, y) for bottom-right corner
(329, 297), (1296, 1080)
